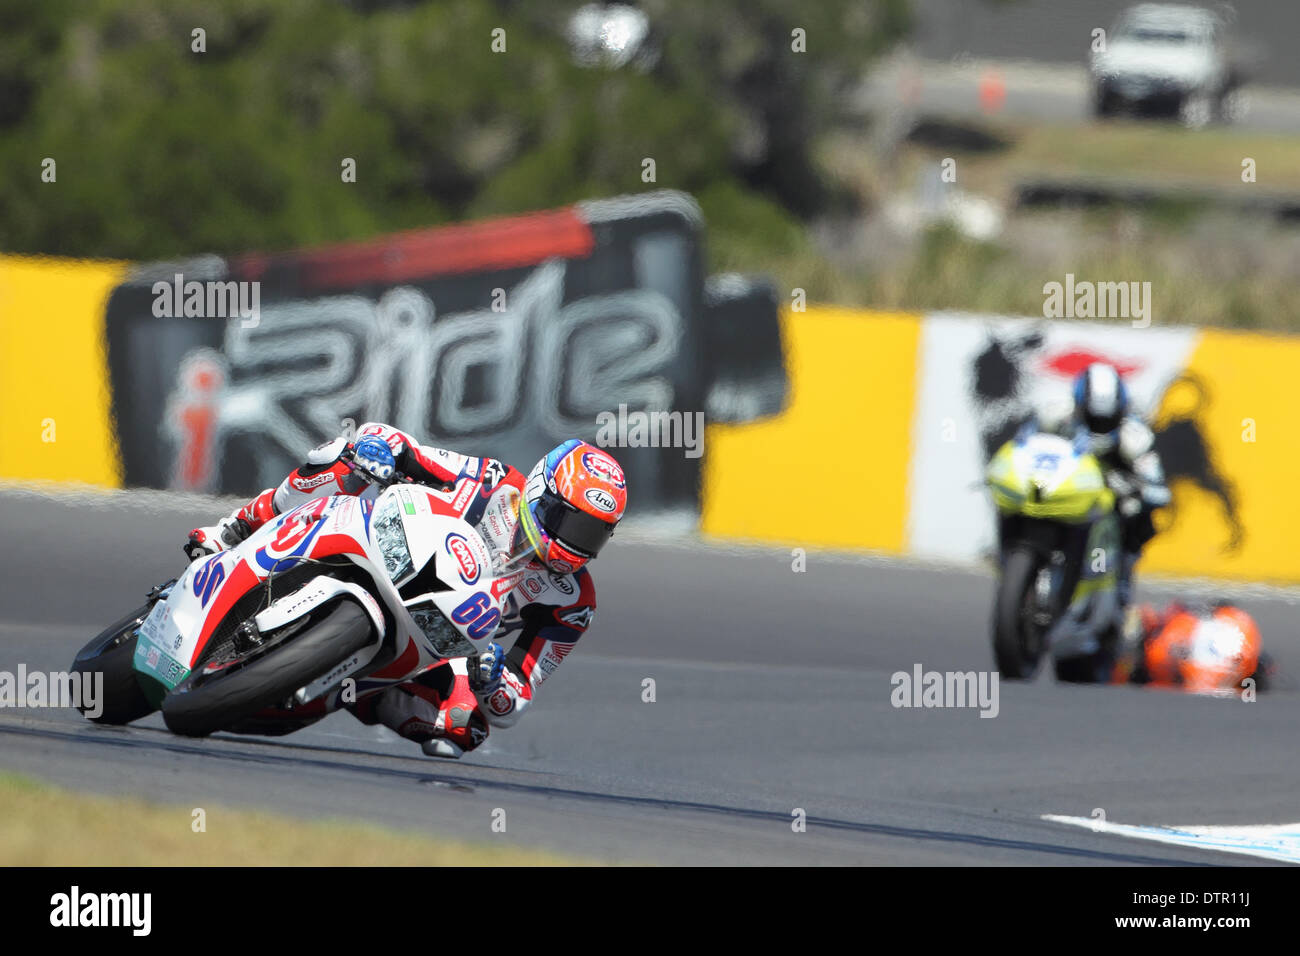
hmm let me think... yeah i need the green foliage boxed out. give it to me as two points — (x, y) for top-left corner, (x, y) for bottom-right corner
(0, 0), (908, 260)
(698, 179), (809, 268)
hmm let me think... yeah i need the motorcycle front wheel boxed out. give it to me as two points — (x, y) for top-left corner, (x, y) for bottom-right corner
(992, 548), (1048, 680)
(161, 598), (373, 738)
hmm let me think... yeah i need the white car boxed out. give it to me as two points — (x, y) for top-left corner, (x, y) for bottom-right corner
(1090, 3), (1243, 127)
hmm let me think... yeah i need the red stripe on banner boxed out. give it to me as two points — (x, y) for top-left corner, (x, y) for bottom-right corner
(1037, 348), (1144, 380)
(177, 405), (216, 489)
(233, 208), (595, 290)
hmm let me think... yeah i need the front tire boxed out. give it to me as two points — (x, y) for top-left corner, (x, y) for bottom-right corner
(993, 548), (1047, 680)
(161, 599), (373, 738)
(71, 605), (157, 725)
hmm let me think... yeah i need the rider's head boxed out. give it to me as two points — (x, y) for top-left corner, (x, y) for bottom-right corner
(1072, 362), (1128, 446)
(515, 440), (626, 574)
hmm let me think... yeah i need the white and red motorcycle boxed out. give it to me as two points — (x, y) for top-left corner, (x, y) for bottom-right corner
(71, 458), (523, 738)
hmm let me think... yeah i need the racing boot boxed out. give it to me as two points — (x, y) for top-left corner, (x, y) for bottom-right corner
(367, 660), (489, 759)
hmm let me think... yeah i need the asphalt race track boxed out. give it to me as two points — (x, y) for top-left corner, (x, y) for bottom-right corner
(1, 487), (1296, 865)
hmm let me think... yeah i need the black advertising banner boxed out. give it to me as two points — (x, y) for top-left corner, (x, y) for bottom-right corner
(103, 192), (785, 512)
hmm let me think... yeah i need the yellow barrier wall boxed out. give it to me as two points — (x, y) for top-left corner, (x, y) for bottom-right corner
(0, 255), (126, 486)
(700, 307), (922, 550)
(703, 307), (1300, 583)
(4, 258), (1296, 585)
(1143, 328), (1300, 583)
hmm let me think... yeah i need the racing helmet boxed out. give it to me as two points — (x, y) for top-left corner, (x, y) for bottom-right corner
(513, 440), (627, 574)
(1144, 605), (1261, 694)
(1073, 362), (1129, 439)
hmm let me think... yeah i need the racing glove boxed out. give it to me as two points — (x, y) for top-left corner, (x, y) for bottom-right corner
(184, 513), (252, 561)
(467, 642), (506, 693)
(348, 436), (398, 485)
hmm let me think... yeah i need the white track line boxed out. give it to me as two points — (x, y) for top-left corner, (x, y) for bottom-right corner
(1043, 815), (1300, 865)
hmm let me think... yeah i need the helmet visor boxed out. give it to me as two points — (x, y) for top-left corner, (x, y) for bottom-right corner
(533, 487), (617, 558)
(1086, 409), (1122, 436)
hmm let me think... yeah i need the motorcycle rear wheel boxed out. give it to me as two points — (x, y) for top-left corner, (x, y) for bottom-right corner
(71, 604), (158, 725)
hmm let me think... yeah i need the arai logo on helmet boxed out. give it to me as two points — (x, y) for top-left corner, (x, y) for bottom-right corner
(581, 450), (625, 488)
(445, 533), (480, 585)
(585, 487), (618, 513)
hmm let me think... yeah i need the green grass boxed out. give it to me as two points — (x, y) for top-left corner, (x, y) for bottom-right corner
(1006, 120), (1300, 193)
(0, 771), (594, 866)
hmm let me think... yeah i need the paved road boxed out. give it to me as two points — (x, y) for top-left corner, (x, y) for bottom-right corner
(858, 56), (1300, 134)
(0, 487), (1294, 864)
(857, 1), (1300, 134)
(910, 0), (1294, 87)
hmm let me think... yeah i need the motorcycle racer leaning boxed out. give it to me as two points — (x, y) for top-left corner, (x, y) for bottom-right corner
(1068, 362), (1170, 609)
(183, 423), (627, 758)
